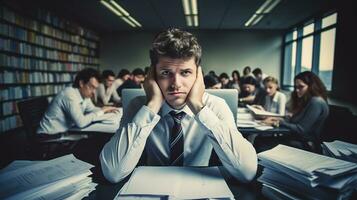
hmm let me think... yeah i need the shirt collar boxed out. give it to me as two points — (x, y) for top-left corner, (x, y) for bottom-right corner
(160, 101), (195, 118)
(272, 91), (280, 102)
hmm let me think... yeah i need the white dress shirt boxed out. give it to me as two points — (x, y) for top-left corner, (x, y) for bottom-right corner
(95, 83), (121, 105)
(100, 92), (257, 183)
(37, 87), (104, 134)
(263, 91), (286, 115)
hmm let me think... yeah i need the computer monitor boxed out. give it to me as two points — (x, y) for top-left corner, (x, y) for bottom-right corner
(122, 88), (238, 121)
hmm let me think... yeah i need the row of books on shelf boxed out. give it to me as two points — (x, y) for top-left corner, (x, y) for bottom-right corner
(0, 84), (68, 101)
(37, 9), (99, 41)
(1, 71), (74, 84)
(0, 22), (97, 56)
(0, 114), (21, 132)
(0, 54), (88, 71)
(1, 101), (18, 116)
(1, 6), (98, 48)
(0, 38), (99, 64)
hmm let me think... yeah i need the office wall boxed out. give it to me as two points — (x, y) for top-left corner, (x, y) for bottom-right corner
(100, 30), (283, 79)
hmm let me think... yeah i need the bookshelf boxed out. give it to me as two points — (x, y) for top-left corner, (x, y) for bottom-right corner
(0, 4), (100, 133)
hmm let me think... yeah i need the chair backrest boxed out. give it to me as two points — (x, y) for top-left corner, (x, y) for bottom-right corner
(122, 88), (238, 121)
(17, 96), (49, 140)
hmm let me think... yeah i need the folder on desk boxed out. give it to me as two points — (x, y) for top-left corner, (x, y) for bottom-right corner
(257, 145), (357, 200)
(246, 105), (284, 117)
(115, 166), (234, 200)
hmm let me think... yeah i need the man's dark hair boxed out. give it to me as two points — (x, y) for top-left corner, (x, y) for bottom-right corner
(241, 76), (257, 86)
(117, 69), (130, 79)
(73, 68), (101, 88)
(102, 70), (115, 79)
(219, 73), (229, 80)
(204, 75), (220, 89)
(252, 68), (262, 76)
(132, 68), (145, 76)
(150, 28), (202, 67)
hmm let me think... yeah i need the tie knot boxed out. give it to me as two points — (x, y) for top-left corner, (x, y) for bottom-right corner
(169, 111), (186, 122)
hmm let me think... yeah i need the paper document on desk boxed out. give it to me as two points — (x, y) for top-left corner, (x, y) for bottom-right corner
(0, 154), (95, 200)
(246, 105), (284, 117)
(322, 140), (357, 163)
(115, 166), (234, 200)
(93, 111), (121, 124)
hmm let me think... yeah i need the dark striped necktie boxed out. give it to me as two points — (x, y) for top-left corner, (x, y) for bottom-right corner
(169, 111), (186, 166)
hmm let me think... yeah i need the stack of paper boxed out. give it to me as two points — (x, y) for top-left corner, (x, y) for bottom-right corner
(115, 166), (234, 200)
(0, 154), (96, 200)
(237, 108), (273, 130)
(246, 105), (284, 117)
(258, 145), (357, 200)
(322, 140), (357, 163)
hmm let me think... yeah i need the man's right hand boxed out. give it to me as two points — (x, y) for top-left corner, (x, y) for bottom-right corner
(102, 106), (119, 113)
(143, 66), (164, 113)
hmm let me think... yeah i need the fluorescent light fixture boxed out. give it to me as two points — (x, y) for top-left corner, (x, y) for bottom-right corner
(110, 0), (129, 16)
(182, 0), (199, 27)
(128, 16), (142, 27)
(256, 0), (272, 14)
(100, 0), (142, 28)
(191, 0), (198, 15)
(245, 0), (281, 27)
(182, 0), (190, 15)
(245, 14), (258, 27)
(264, 0), (281, 13)
(193, 15), (199, 27)
(100, 0), (122, 16)
(121, 17), (136, 27)
(252, 15), (263, 26)
(185, 15), (193, 26)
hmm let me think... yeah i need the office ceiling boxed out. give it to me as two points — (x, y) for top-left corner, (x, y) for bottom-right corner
(4, 0), (338, 34)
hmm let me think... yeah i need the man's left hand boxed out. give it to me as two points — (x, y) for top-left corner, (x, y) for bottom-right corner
(187, 66), (205, 114)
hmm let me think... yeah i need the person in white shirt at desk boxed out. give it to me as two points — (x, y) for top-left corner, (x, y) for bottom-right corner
(95, 70), (121, 106)
(252, 76), (286, 116)
(37, 68), (118, 134)
(100, 28), (257, 184)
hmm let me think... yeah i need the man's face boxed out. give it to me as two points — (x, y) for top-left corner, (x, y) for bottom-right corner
(242, 84), (256, 94)
(105, 75), (115, 88)
(133, 74), (145, 85)
(155, 56), (197, 109)
(79, 77), (99, 98)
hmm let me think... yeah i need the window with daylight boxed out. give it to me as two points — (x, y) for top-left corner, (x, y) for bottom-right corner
(282, 12), (337, 91)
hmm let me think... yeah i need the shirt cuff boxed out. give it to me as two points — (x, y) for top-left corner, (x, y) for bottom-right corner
(133, 105), (161, 126)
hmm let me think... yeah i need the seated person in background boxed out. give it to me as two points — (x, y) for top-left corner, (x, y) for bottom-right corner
(252, 76), (286, 115)
(239, 76), (265, 105)
(95, 70), (121, 106)
(204, 74), (222, 89)
(114, 69), (131, 90)
(263, 71), (329, 149)
(116, 68), (145, 96)
(100, 28), (257, 183)
(219, 73), (232, 89)
(231, 70), (241, 94)
(252, 68), (268, 88)
(37, 68), (118, 134)
(242, 66), (254, 78)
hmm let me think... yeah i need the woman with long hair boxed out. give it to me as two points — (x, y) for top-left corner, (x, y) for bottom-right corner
(264, 71), (329, 144)
(231, 70), (241, 93)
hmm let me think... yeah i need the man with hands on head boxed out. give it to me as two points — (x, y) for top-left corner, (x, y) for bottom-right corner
(100, 28), (257, 183)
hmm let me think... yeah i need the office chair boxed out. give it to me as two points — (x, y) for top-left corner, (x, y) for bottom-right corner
(17, 97), (88, 159)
